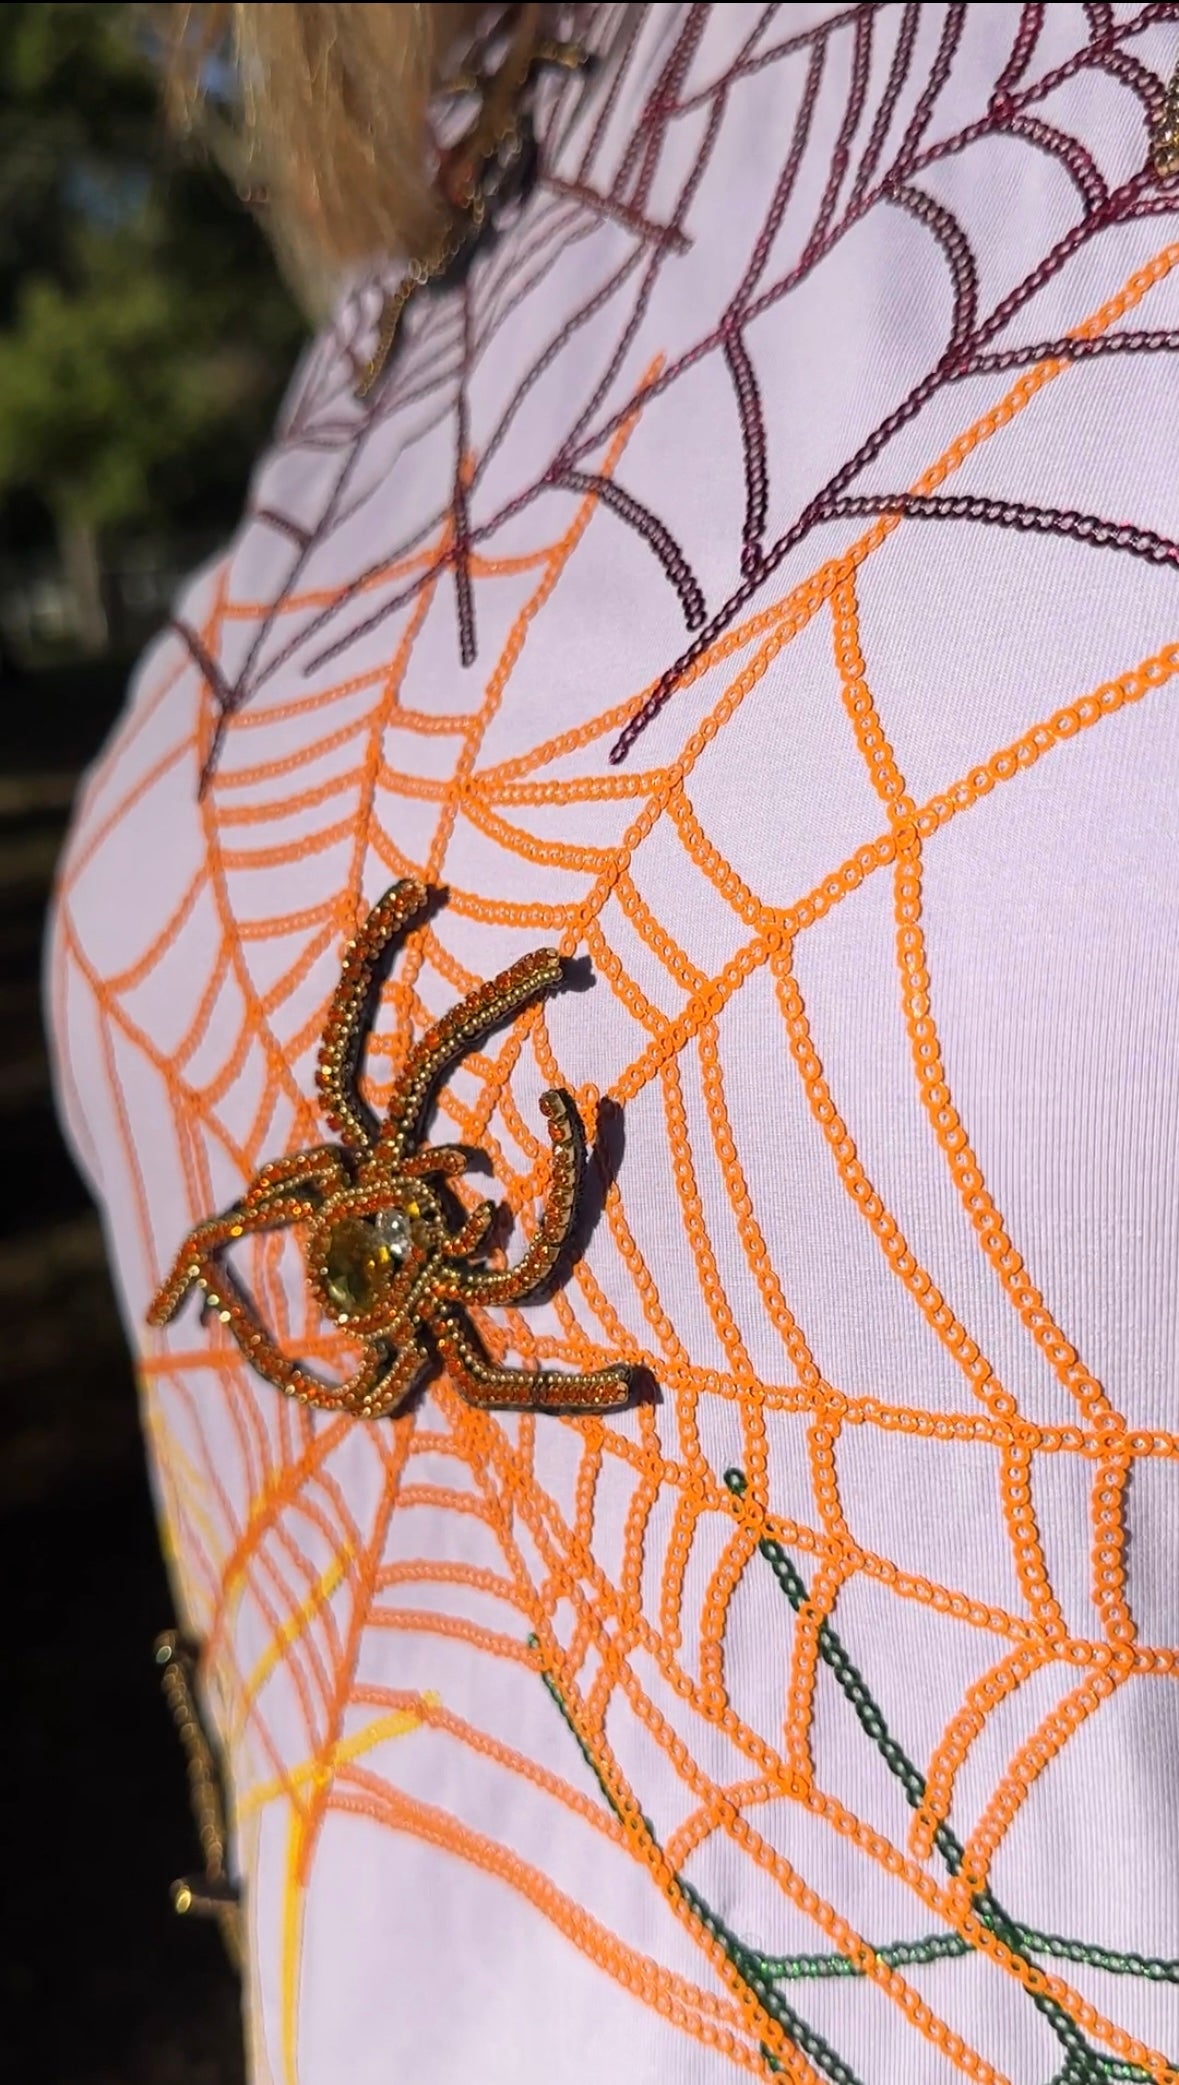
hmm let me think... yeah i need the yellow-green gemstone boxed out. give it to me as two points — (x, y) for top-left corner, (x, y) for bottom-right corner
(323, 1220), (391, 1315)
(322, 1210), (412, 1316)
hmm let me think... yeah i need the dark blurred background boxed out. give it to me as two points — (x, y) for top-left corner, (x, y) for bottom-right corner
(1, 7), (304, 2078)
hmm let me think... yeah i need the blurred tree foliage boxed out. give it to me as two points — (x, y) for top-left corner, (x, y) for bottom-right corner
(0, 3), (305, 647)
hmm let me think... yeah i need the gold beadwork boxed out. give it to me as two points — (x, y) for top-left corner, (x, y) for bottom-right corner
(148, 880), (633, 1419)
(355, 7), (590, 398)
(155, 1631), (240, 1967)
(1152, 59), (1179, 177)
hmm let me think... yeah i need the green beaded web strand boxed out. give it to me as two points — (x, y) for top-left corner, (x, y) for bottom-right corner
(526, 1477), (1179, 2085)
(723, 1469), (1178, 2083)
(529, 1637), (868, 2085)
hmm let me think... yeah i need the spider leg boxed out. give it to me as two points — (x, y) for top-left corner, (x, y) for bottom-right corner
(377, 948), (564, 1167)
(453, 1089), (580, 1305)
(147, 1193), (319, 1326)
(243, 1144), (350, 1213)
(249, 1336), (415, 1419)
(352, 1330), (431, 1420)
(429, 1303), (631, 1413)
(447, 1200), (497, 1259)
(316, 880), (429, 1155)
(399, 1145), (470, 1180)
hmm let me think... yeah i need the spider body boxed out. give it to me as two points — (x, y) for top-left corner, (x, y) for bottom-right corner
(148, 880), (632, 1419)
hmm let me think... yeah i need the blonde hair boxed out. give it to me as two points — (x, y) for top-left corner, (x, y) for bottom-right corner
(165, 4), (492, 298)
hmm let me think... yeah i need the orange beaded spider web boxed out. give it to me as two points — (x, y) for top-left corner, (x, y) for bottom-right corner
(148, 876), (633, 1418)
(82, 234), (1179, 2085)
(50, 2), (1179, 2072)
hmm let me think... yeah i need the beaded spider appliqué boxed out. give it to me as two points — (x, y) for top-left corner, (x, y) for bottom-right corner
(148, 880), (632, 1420)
